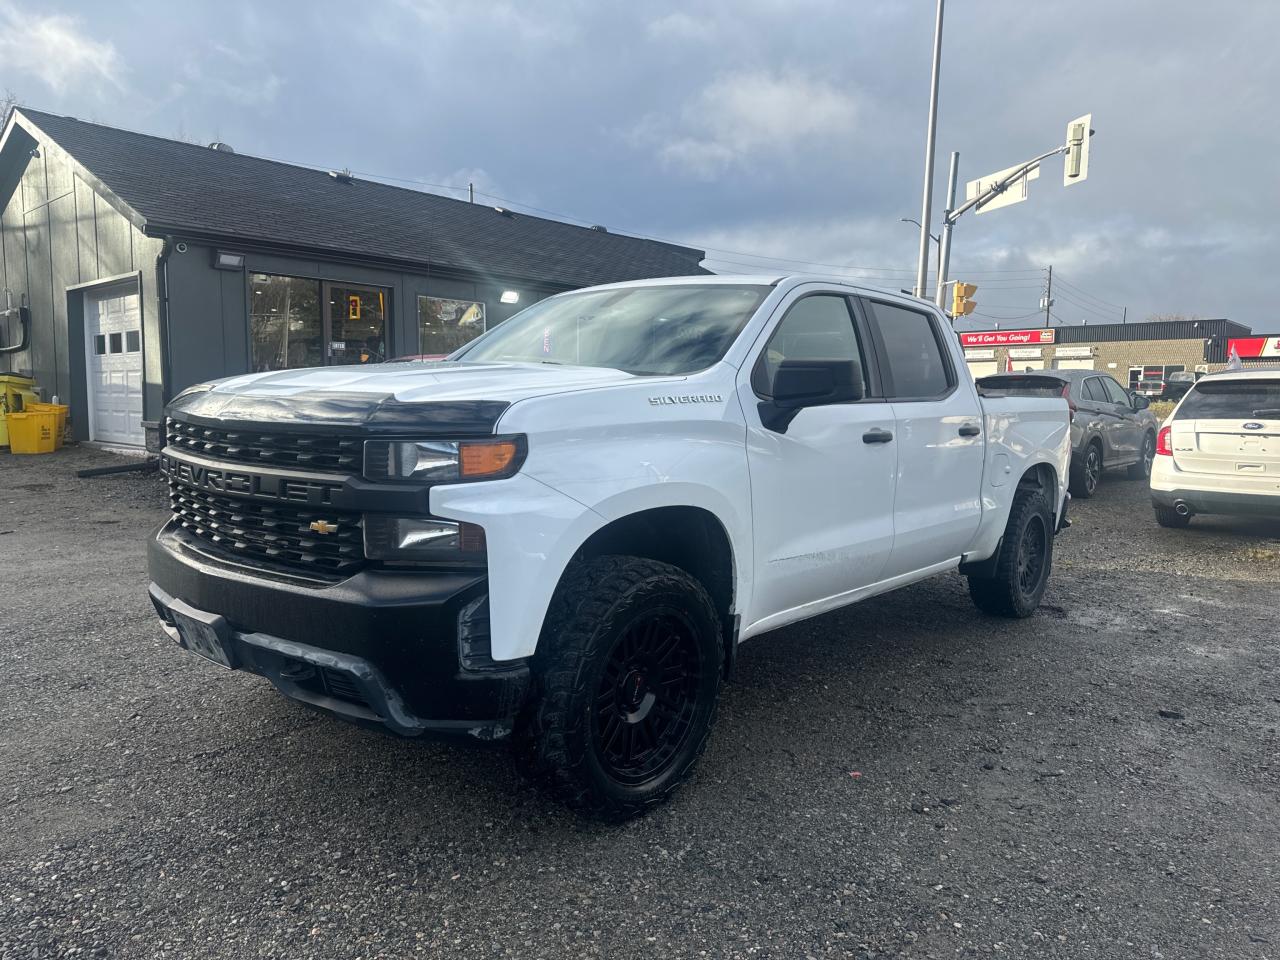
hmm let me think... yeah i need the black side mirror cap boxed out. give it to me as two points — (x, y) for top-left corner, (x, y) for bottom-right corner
(759, 359), (864, 432)
(1132, 395), (1150, 410)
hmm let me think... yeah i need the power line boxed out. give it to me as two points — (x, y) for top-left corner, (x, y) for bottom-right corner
(1053, 288), (1123, 322)
(1051, 273), (1127, 310)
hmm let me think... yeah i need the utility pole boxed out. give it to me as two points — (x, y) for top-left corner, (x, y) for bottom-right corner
(1042, 266), (1053, 328)
(934, 151), (960, 309)
(913, 0), (945, 299)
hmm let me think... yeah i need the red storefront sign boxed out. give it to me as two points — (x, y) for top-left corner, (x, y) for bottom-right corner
(1228, 336), (1280, 358)
(959, 329), (1056, 347)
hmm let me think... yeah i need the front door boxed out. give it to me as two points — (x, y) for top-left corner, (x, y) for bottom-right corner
(1100, 376), (1141, 462)
(85, 283), (145, 446)
(324, 282), (388, 365)
(741, 290), (897, 629)
(860, 297), (984, 578)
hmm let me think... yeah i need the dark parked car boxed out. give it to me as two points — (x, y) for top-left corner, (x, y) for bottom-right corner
(1161, 371), (1198, 401)
(977, 370), (1160, 498)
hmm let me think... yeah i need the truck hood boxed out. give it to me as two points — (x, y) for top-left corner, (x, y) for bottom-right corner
(166, 361), (675, 435)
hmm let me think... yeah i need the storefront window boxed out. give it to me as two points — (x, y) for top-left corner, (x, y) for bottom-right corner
(250, 274), (322, 371)
(418, 296), (486, 357)
(1128, 364), (1185, 388)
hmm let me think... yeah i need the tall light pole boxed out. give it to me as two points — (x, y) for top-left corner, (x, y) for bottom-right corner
(913, 0), (945, 299)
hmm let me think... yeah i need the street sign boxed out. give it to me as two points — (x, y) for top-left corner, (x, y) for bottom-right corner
(1064, 113), (1092, 185)
(966, 163), (1041, 214)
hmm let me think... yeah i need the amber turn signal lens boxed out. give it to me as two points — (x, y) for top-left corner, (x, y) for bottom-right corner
(459, 440), (519, 478)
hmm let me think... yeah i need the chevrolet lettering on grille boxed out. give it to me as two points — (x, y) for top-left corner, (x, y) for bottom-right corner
(162, 452), (342, 506)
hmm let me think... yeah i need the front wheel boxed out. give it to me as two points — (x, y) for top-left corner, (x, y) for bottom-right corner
(517, 556), (723, 820)
(968, 486), (1055, 618)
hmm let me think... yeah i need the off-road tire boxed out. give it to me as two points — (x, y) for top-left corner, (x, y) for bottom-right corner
(516, 556), (723, 820)
(1069, 441), (1102, 499)
(1127, 433), (1156, 480)
(1154, 504), (1191, 528)
(968, 486), (1054, 618)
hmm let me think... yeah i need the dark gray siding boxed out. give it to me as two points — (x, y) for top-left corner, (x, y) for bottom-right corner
(0, 139), (162, 424)
(162, 242), (563, 397)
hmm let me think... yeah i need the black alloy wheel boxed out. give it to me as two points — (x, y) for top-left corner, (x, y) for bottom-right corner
(1015, 512), (1049, 599)
(1083, 445), (1101, 495)
(594, 609), (702, 786)
(1129, 434), (1155, 480)
(517, 556), (723, 820)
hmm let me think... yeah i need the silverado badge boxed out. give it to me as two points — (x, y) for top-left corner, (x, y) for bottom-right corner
(308, 520), (339, 535)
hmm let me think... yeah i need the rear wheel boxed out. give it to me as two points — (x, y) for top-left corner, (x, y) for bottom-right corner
(968, 486), (1054, 618)
(517, 556), (723, 820)
(1127, 433), (1156, 480)
(1069, 441), (1102, 499)
(1154, 503), (1191, 528)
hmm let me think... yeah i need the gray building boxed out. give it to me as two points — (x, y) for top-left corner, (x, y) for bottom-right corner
(0, 108), (707, 449)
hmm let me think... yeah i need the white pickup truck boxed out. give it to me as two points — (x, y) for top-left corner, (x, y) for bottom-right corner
(148, 275), (1071, 818)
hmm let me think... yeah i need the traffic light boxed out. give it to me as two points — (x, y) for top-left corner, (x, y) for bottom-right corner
(952, 282), (977, 317)
(1064, 113), (1092, 185)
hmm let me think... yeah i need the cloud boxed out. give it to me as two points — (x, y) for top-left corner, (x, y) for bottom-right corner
(646, 12), (711, 42)
(632, 71), (860, 179)
(0, 2), (124, 95)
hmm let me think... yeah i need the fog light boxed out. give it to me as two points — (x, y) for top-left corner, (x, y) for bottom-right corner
(364, 515), (486, 562)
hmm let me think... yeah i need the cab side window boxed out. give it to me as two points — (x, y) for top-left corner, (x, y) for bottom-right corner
(863, 300), (952, 399)
(752, 295), (867, 397)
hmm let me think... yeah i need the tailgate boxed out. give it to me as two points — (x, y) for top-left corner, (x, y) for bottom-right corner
(1172, 418), (1280, 477)
(1170, 378), (1280, 477)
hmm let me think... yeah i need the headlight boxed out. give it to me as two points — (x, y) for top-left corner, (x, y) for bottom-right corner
(364, 515), (487, 562)
(363, 437), (525, 482)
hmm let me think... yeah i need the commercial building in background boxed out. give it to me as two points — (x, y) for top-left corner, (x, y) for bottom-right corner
(960, 318), (1273, 385)
(0, 108), (707, 449)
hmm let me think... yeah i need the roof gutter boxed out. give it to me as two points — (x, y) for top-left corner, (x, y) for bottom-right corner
(156, 237), (175, 405)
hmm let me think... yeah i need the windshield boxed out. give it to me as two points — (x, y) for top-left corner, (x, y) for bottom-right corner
(1174, 379), (1280, 419)
(452, 284), (771, 375)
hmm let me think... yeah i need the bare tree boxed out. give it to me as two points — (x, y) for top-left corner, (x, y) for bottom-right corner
(1145, 313), (1204, 324)
(2, 90), (19, 124)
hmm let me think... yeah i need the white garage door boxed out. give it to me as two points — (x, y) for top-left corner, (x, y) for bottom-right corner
(1053, 358), (1095, 370)
(967, 361), (998, 379)
(85, 285), (145, 447)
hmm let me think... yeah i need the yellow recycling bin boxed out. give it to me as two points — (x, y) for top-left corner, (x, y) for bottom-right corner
(6, 409), (60, 454)
(0, 373), (40, 447)
(26, 402), (69, 448)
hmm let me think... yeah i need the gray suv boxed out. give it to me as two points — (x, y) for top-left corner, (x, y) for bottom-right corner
(977, 370), (1160, 498)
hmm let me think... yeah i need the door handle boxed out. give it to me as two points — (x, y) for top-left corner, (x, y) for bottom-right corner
(863, 428), (894, 444)
(958, 422), (981, 437)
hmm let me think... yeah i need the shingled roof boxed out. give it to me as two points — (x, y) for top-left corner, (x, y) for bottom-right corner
(9, 109), (708, 288)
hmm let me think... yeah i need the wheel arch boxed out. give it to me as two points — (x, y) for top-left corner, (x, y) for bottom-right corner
(556, 505), (740, 678)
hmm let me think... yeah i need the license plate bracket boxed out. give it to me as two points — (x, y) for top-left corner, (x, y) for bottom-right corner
(168, 600), (235, 669)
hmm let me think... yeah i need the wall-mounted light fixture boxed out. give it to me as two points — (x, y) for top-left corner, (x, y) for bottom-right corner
(500, 290), (520, 304)
(213, 250), (245, 270)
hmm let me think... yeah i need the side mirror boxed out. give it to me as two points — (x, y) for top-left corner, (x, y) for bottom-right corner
(1132, 394), (1150, 410)
(759, 359), (863, 433)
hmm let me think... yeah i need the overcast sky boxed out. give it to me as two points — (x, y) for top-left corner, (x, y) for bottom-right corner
(3, 0), (1277, 331)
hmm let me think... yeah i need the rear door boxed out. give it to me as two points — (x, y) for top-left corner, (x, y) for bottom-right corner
(860, 297), (984, 579)
(1170, 379), (1280, 478)
(1100, 376), (1142, 462)
(1078, 377), (1114, 456)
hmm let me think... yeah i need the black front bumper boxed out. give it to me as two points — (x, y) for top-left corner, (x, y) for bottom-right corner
(147, 523), (530, 739)
(1151, 488), (1280, 519)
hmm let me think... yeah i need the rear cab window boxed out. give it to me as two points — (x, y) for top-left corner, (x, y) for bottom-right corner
(974, 375), (1065, 399)
(862, 300), (953, 399)
(1175, 379), (1280, 420)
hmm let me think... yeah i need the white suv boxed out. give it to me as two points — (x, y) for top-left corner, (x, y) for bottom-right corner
(1151, 369), (1280, 527)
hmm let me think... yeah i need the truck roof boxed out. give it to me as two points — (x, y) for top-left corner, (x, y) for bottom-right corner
(566, 273), (940, 310)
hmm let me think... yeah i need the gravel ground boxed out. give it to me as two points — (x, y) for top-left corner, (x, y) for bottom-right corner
(2, 446), (1279, 959)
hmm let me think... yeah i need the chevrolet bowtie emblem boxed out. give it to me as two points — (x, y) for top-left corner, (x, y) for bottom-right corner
(309, 520), (339, 535)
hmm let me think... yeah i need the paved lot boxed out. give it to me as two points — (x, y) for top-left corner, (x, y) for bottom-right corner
(2, 446), (1279, 960)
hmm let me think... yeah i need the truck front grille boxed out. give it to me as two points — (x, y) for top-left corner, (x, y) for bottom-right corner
(169, 477), (364, 575)
(166, 419), (363, 473)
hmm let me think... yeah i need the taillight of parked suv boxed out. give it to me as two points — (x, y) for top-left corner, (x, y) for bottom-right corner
(1156, 425), (1173, 456)
(1061, 383), (1076, 422)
